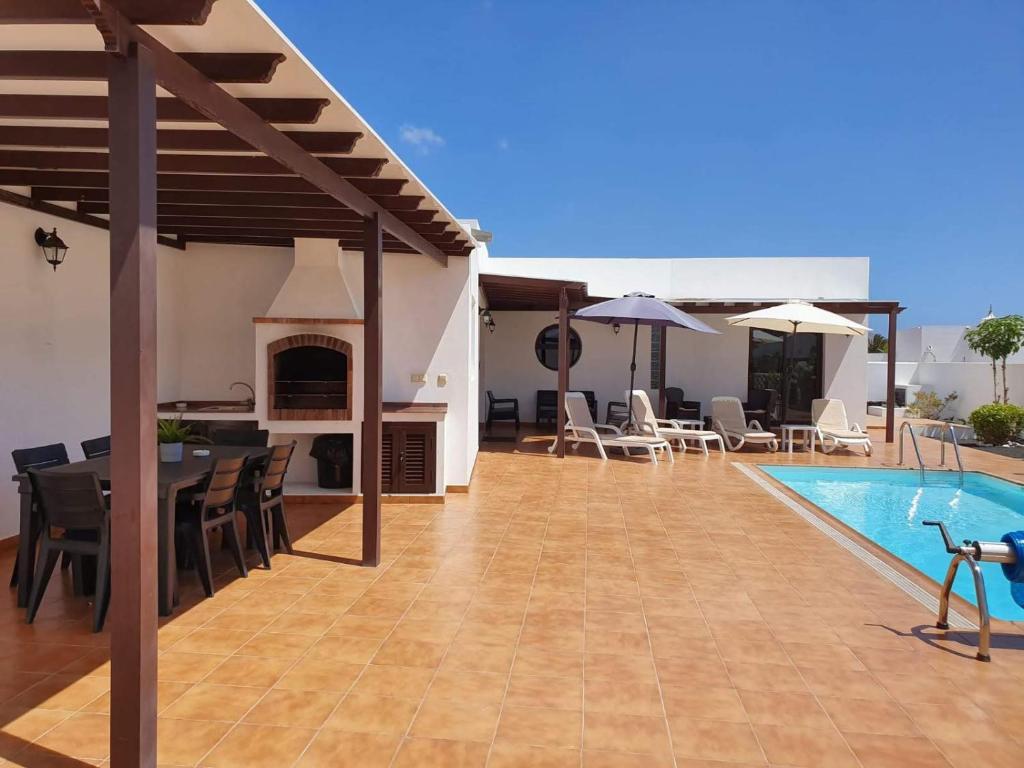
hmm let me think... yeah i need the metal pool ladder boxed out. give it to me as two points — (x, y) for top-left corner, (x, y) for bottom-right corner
(897, 421), (926, 483)
(897, 421), (965, 485)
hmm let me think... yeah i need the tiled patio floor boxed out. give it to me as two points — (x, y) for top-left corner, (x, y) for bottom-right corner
(1, 431), (1022, 767)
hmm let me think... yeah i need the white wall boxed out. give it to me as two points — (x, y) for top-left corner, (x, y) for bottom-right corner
(823, 316), (869, 425)
(0, 203), (183, 538)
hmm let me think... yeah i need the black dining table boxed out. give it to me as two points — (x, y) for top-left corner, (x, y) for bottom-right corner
(12, 444), (268, 616)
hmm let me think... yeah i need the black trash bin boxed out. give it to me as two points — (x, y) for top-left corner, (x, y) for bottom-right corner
(310, 434), (353, 489)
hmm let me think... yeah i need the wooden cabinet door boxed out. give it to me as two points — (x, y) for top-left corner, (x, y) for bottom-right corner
(380, 422), (436, 494)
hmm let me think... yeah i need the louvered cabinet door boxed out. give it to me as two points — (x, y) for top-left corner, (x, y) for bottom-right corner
(380, 422), (437, 494)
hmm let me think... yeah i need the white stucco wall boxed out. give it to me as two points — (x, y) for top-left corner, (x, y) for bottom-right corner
(822, 316), (869, 426)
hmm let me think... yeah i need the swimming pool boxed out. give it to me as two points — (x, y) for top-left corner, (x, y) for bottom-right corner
(760, 467), (1024, 621)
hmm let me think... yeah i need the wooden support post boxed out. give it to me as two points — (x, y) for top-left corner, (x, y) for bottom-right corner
(556, 288), (570, 458)
(885, 308), (897, 443)
(107, 42), (158, 768)
(657, 327), (668, 418)
(362, 212), (383, 565)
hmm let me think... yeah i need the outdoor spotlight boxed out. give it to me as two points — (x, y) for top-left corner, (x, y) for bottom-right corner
(35, 227), (69, 272)
(612, 322), (621, 335)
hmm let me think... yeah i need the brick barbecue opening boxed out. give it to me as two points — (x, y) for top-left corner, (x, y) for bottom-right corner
(267, 334), (353, 420)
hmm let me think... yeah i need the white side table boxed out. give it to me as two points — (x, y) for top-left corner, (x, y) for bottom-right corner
(781, 424), (816, 454)
(672, 419), (705, 430)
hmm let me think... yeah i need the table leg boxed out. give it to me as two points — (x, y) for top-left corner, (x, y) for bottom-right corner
(809, 431), (815, 454)
(787, 430), (793, 455)
(158, 488), (178, 617)
(16, 485), (35, 607)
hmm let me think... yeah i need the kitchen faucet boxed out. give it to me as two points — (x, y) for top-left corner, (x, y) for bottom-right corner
(230, 381), (256, 408)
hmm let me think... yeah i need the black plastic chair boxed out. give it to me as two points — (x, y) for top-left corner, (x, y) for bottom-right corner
(176, 457), (248, 597)
(537, 389), (597, 424)
(743, 389), (779, 427)
(26, 470), (111, 632)
(80, 435), (111, 459)
(485, 391), (520, 429)
(238, 443), (296, 569)
(210, 429), (270, 448)
(606, 401), (629, 426)
(11, 444), (71, 590)
(664, 388), (702, 422)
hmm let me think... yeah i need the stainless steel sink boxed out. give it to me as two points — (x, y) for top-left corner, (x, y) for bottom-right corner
(197, 404), (251, 413)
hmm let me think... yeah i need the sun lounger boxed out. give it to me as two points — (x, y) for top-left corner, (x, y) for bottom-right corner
(711, 396), (778, 451)
(549, 392), (673, 463)
(812, 398), (872, 455)
(627, 390), (723, 456)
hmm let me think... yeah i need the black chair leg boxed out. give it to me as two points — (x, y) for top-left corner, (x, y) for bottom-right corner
(245, 509), (272, 569)
(26, 545), (60, 624)
(191, 527), (214, 598)
(92, 534), (110, 633)
(222, 520), (248, 579)
(271, 501), (293, 554)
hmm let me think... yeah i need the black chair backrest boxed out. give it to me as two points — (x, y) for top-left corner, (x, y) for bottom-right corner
(28, 470), (107, 532)
(746, 389), (770, 409)
(81, 435), (111, 459)
(200, 457), (245, 519)
(665, 387), (685, 406)
(211, 429), (270, 448)
(486, 390), (496, 405)
(260, 442), (296, 497)
(12, 443), (69, 474)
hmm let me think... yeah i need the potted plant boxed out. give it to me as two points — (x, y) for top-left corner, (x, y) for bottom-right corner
(157, 417), (207, 462)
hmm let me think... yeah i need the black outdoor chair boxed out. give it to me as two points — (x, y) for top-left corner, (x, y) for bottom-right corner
(80, 435), (111, 459)
(485, 391), (520, 430)
(742, 389), (779, 427)
(238, 442), (296, 569)
(26, 470), (111, 632)
(210, 428), (270, 447)
(11, 443), (71, 590)
(537, 389), (597, 425)
(664, 388), (702, 422)
(606, 401), (630, 426)
(175, 457), (248, 597)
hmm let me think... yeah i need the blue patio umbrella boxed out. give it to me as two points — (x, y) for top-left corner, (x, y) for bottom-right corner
(573, 292), (719, 428)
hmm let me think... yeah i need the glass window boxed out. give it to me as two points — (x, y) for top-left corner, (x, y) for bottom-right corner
(748, 329), (822, 423)
(535, 324), (582, 371)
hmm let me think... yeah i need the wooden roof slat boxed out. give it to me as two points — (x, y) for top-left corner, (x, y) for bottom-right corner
(0, 51), (286, 84)
(8, 169), (405, 195)
(0, 125), (362, 154)
(74, 201), (442, 224)
(0, 0), (216, 25)
(0, 95), (330, 124)
(181, 234), (421, 254)
(0, 149), (386, 177)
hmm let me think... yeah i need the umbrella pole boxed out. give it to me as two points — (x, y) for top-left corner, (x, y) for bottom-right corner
(627, 319), (639, 430)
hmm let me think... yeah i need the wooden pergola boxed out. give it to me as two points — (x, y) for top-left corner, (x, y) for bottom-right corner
(479, 273), (905, 449)
(0, 2), (472, 764)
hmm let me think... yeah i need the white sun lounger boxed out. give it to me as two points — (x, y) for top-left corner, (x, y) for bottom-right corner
(627, 390), (724, 456)
(711, 396), (778, 452)
(812, 398), (872, 455)
(549, 392), (673, 463)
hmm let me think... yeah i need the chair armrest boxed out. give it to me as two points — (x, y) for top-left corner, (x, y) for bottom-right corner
(568, 425), (600, 442)
(593, 423), (624, 435)
(851, 423), (864, 433)
(748, 419), (764, 431)
(654, 419), (680, 428)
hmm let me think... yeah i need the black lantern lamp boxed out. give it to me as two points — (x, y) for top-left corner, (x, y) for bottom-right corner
(35, 227), (69, 271)
(479, 308), (496, 333)
(612, 322), (621, 335)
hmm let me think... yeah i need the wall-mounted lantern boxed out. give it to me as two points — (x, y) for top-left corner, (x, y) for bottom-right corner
(612, 322), (621, 335)
(35, 227), (69, 272)
(480, 308), (496, 333)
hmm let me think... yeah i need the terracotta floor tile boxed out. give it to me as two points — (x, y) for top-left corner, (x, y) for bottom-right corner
(753, 723), (859, 768)
(410, 698), (499, 742)
(326, 615), (398, 638)
(243, 688), (342, 728)
(350, 664), (435, 699)
(489, 740), (582, 767)
(200, 723), (314, 767)
(799, 667), (891, 701)
(819, 696), (919, 736)
(738, 689), (832, 728)
(584, 678), (664, 717)
(305, 635), (381, 664)
(514, 649), (583, 679)
(263, 611), (337, 637)
(34, 713), (110, 760)
(906, 701), (1008, 743)
(427, 669), (508, 706)
(497, 706), (583, 749)
(661, 684), (746, 723)
(582, 711), (671, 755)
(0, 707), (72, 742)
(845, 732), (954, 768)
(203, 656), (293, 689)
(295, 730), (400, 768)
(372, 637), (448, 668)
(169, 628), (255, 656)
(162, 683), (265, 722)
(235, 632), (316, 660)
(507, 674), (582, 711)
(582, 751), (675, 768)
(156, 717), (231, 765)
(391, 737), (489, 768)
(668, 716), (763, 763)
(584, 653), (657, 684)
(273, 658), (365, 693)
(9, 674), (109, 711)
(321, 693), (418, 735)
(157, 652), (226, 683)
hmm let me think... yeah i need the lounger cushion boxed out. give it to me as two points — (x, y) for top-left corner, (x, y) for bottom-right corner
(731, 430), (776, 440)
(820, 428), (870, 441)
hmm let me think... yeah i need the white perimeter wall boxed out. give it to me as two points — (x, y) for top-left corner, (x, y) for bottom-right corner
(482, 312), (869, 425)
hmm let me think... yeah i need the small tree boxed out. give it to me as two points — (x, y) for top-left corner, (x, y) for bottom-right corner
(868, 334), (888, 353)
(964, 314), (1024, 403)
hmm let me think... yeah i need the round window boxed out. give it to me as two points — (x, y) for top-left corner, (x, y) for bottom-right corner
(534, 324), (582, 371)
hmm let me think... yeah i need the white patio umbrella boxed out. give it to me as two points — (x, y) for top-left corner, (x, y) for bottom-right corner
(726, 300), (870, 422)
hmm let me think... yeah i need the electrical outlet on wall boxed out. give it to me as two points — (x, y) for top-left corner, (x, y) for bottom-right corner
(410, 373), (427, 384)
(436, 373), (448, 387)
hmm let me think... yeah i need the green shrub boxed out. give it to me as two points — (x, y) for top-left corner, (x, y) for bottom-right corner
(968, 403), (1024, 445)
(906, 390), (958, 420)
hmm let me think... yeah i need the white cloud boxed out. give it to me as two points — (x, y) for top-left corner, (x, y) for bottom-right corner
(399, 124), (445, 154)
(497, 137), (510, 151)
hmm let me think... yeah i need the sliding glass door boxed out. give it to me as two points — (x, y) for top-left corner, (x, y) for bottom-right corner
(748, 329), (823, 424)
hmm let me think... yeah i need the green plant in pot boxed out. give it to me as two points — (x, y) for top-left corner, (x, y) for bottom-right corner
(157, 417), (210, 462)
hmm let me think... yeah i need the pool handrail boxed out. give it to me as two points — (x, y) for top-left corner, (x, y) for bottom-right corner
(938, 423), (965, 486)
(897, 421), (926, 484)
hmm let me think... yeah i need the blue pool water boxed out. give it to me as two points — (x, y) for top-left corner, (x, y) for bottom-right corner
(760, 467), (1024, 620)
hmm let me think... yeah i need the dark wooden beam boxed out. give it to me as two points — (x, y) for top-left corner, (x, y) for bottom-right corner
(7, 169), (405, 195)
(0, 0), (215, 24)
(152, 212), (453, 234)
(363, 212), (383, 566)
(0, 94), (330, 124)
(0, 51), (285, 83)
(154, 218), (460, 244)
(657, 327), (667, 418)
(0, 125), (362, 153)
(102, 8), (448, 263)
(0, 188), (183, 249)
(33, 187), (425, 210)
(0, 149), (386, 177)
(107, 42), (158, 768)
(556, 287), (570, 458)
(181, 233), (421, 254)
(77, 200), (440, 223)
(886, 309), (897, 444)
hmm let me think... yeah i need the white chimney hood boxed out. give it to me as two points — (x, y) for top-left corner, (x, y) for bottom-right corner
(265, 238), (361, 319)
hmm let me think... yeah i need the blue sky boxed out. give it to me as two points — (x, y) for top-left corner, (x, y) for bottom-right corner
(261, 0), (1023, 333)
